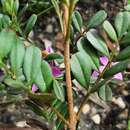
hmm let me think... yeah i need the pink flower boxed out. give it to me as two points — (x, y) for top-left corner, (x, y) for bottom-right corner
(92, 56), (123, 80)
(32, 84), (38, 92)
(46, 46), (62, 77)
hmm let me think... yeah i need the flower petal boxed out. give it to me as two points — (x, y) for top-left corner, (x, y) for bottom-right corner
(51, 66), (61, 77)
(32, 84), (38, 92)
(92, 70), (99, 77)
(113, 72), (123, 80)
(100, 56), (109, 66)
(99, 66), (105, 73)
(46, 46), (53, 53)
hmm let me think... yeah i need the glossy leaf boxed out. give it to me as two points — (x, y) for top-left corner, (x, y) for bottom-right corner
(87, 10), (107, 29)
(77, 37), (100, 70)
(45, 53), (63, 61)
(10, 38), (25, 77)
(24, 14), (37, 37)
(116, 46), (130, 61)
(72, 11), (83, 32)
(0, 29), (16, 59)
(104, 59), (130, 78)
(71, 52), (91, 88)
(103, 20), (117, 42)
(34, 69), (46, 92)
(98, 85), (112, 101)
(41, 60), (53, 90)
(86, 30), (109, 56)
(23, 45), (42, 83)
(53, 79), (64, 102)
(114, 12), (129, 38)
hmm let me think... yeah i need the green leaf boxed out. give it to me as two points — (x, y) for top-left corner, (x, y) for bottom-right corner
(0, 29), (16, 59)
(2, 0), (14, 15)
(13, 0), (19, 14)
(114, 11), (130, 38)
(4, 78), (26, 89)
(1, 15), (11, 28)
(116, 46), (130, 61)
(72, 11), (83, 32)
(98, 85), (112, 101)
(28, 92), (55, 105)
(23, 45), (42, 83)
(34, 69), (46, 92)
(53, 79), (64, 102)
(10, 38), (25, 77)
(45, 53), (63, 61)
(103, 20), (117, 42)
(121, 30), (130, 45)
(104, 59), (130, 78)
(41, 60), (53, 90)
(71, 52), (91, 88)
(24, 14), (37, 37)
(86, 30), (109, 56)
(87, 10), (107, 29)
(77, 37), (100, 70)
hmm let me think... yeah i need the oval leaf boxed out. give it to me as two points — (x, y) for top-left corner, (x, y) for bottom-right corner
(10, 38), (25, 77)
(121, 30), (130, 45)
(24, 45), (42, 83)
(114, 12), (129, 38)
(24, 14), (37, 37)
(53, 79), (64, 102)
(86, 30), (109, 56)
(103, 20), (117, 42)
(0, 29), (16, 59)
(87, 10), (107, 29)
(34, 69), (46, 92)
(71, 52), (91, 88)
(98, 85), (112, 101)
(116, 46), (130, 61)
(77, 37), (100, 70)
(45, 53), (63, 61)
(72, 11), (83, 32)
(41, 60), (53, 90)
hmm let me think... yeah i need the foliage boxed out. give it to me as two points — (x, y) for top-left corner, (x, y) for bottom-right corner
(0, 0), (130, 130)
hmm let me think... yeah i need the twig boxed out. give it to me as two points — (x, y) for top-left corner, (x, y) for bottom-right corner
(37, 6), (54, 16)
(51, 106), (69, 126)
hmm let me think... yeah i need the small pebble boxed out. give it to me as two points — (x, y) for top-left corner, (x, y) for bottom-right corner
(112, 97), (126, 109)
(82, 104), (90, 114)
(46, 24), (53, 33)
(74, 106), (78, 113)
(15, 121), (29, 128)
(91, 114), (101, 125)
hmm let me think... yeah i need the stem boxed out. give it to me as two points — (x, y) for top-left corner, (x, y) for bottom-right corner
(64, 41), (75, 130)
(51, 106), (69, 126)
(63, 1), (77, 130)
